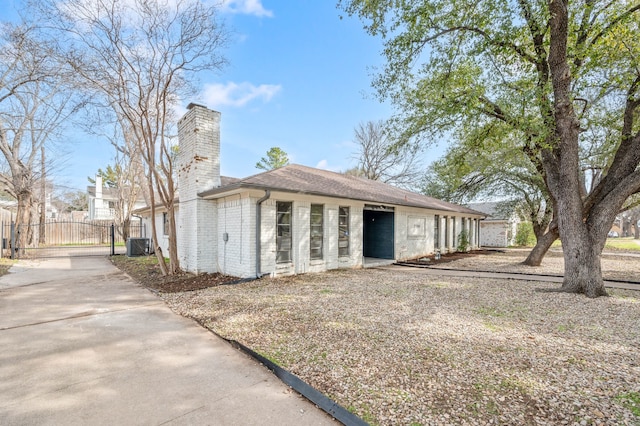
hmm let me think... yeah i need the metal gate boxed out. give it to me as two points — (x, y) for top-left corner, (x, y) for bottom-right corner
(1, 221), (146, 259)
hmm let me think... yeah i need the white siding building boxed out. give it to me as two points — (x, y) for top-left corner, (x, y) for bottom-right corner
(468, 202), (520, 247)
(139, 104), (485, 278)
(87, 177), (147, 221)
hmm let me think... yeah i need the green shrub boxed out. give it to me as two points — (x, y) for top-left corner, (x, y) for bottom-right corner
(514, 222), (536, 247)
(457, 229), (470, 252)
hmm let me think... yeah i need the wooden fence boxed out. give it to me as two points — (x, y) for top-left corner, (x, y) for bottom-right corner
(2, 217), (146, 258)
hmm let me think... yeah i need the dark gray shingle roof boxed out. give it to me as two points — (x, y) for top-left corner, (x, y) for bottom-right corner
(200, 164), (484, 216)
(467, 202), (514, 220)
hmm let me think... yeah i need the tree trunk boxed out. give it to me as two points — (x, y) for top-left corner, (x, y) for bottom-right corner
(545, 0), (609, 298)
(523, 226), (559, 266)
(122, 217), (130, 242)
(553, 182), (609, 297)
(147, 176), (169, 276)
(166, 203), (180, 274)
(560, 230), (608, 298)
(39, 146), (46, 245)
(152, 218), (169, 276)
(15, 191), (33, 252)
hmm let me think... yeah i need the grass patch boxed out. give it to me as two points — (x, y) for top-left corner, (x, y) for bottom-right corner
(552, 237), (640, 251)
(615, 392), (640, 417)
(605, 237), (640, 251)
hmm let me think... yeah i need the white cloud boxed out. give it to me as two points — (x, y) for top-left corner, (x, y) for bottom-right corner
(220, 0), (273, 17)
(201, 82), (281, 108)
(315, 160), (341, 172)
(316, 159), (329, 169)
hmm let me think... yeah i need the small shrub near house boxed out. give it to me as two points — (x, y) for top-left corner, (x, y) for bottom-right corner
(457, 229), (470, 252)
(514, 222), (536, 247)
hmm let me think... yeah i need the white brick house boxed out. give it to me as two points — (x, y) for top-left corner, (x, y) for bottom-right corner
(139, 104), (485, 278)
(468, 202), (520, 247)
(87, 176), (146, 221)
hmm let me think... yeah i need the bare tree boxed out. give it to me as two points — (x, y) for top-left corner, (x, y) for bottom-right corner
(0, 24), (72, 251)
(100, 143), (144, 242)
(32, 0), (229, 274)
(38, 145), (45, 243)
(350, 120), (422, 189)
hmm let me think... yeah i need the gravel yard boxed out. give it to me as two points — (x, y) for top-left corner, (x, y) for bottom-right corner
(424, 249), (640, 283)
(150, 251), (640, 425)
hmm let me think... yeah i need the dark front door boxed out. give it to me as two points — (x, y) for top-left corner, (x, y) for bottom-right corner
(363, 210), (394, 259)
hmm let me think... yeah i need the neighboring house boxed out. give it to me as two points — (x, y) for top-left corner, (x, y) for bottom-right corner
(137, 104), (485, 278)
(467, 202), (520, 247)
(87, 176), (146, 221)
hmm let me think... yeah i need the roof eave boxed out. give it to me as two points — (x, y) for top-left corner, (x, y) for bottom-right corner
(199, 183), (485, 216)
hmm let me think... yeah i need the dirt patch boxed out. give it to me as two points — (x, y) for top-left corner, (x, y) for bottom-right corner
(162, 265), (640, 426)
(400, 249), (500, 265)
(110, 255), (242, 293)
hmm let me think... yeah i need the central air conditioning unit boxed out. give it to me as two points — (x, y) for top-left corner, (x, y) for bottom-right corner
(126, 238), (148, 257)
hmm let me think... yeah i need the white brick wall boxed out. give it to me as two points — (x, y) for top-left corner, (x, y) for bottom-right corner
(257, 195), (364, 277)
(177, 105), (221, 198)
(325, 206), (339, 270)
(217, 195), (256, 278)
(246, 193), (482, 277)
(259, 200), (277, 275)
(294, 201), (311, 274)
(480, 221), (513, 247)
(164, 186), (484, 277)
(176, 104), (221, 274)
(143, 209), (172, 260)
(394, 208), (432, 261)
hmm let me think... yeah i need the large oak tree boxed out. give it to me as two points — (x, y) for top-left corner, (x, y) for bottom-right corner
(422, 123), (559, 265)
(340, 0), (640, 297)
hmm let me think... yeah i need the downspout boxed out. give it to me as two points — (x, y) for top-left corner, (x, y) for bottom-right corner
(255, 190), (271, 278)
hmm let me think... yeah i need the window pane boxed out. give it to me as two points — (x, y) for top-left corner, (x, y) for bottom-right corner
(277, 201), (291, 214)
(276, 202), (292, 264)
(277, 237), (291, 251)
(277, 212), (290, 225)
(276, 251), (291, 263)
(277, 224), (290, 237)
(310, 204), (323, 259)
(338, 206), (349, 257)
(444, 216), (449, 248)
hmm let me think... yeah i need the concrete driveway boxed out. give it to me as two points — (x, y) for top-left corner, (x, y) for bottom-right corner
(0, 257), (334, 426)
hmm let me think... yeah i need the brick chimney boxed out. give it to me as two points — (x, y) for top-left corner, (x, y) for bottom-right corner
(176, 103), (220, 274)
(177, 103), (221, 200)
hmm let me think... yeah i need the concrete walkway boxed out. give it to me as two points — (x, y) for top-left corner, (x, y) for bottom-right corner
(0, 257), (334, 426)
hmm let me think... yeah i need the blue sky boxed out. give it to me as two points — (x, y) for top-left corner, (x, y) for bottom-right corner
(1, 0), (439, 192)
